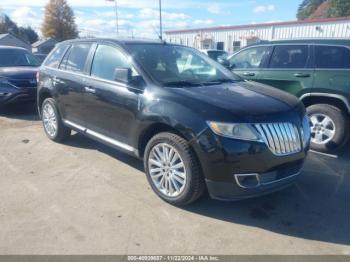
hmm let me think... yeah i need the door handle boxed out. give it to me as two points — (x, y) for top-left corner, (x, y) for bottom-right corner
(52, 76), (59, 85)
(84, 86), (96, 94)
(294, 73), (310, 78)
(243, 72), (255, 77)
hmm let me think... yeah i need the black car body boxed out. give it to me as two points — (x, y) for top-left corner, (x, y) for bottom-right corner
(0, 46), (40, 106)
(38, 38), (310, 205)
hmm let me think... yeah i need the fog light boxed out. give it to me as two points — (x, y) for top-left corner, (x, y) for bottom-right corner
(234, 174), (260, 189)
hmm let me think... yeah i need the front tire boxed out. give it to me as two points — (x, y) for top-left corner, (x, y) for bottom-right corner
(144, 132), (205, 206)
(307, 104), (349, 153)
(41, 98), (71, 142)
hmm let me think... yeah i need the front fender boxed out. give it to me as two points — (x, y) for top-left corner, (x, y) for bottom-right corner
(138, 98), (208, 141)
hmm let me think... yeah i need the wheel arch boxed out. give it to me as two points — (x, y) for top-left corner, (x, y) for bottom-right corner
(300, 93), (350, 116)
(38, 88), (54, 117)
(137, 123), (190, 158)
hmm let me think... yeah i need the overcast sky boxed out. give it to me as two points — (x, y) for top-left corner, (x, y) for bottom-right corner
(0, 0), (301, 38)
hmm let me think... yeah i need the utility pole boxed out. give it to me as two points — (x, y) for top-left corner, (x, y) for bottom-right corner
(159, 0), (163, 40)
(106, 0), (119, 36)
(114, 0), (119, 36)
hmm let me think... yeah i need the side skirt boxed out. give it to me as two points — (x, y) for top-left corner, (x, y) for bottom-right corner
(63, 119), (140, 157)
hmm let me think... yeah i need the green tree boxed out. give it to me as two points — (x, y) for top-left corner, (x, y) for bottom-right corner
(0, 14), (19, 35)
(328, 0), (350, 17)
(18, 26), (39, 44)
(42, 0), (79, 41)
(297, 0), (326, 20)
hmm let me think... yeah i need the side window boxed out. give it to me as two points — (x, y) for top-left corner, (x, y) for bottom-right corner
(43, 44), (68, 68)
(315, 45), (350, 69)
(59, 46), (71, 70)
(65, 43), (92, 73)
(229, 46), (269, 69)
(91, 45), (134, 81)
(269, 45), (308, 69)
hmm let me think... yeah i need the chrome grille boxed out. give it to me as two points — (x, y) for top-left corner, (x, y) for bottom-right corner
(254, 123), (302, 156)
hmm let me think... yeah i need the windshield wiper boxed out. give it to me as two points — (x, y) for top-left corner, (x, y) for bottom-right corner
(201, 78), (240, 85)
(162, 80), (202, 87)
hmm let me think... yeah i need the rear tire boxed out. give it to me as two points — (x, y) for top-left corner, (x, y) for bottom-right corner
(144, 132), (205, 206)
(41, 98), (71, 142)
(307, 104), (349, 153)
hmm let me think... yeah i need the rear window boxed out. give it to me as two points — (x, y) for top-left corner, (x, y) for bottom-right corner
(315, 45), (350, 69)
(44, 44), (68, 68)
(269, 45), (308, 69)
(63, 43), (92, 73)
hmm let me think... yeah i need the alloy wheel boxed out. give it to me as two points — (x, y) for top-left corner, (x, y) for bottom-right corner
(309, 113), (336, 145)
(148, 143), (187, 197)
(42, 103), (58, 137)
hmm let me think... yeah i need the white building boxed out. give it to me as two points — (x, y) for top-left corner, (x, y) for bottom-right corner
(165, 17), (350, 53)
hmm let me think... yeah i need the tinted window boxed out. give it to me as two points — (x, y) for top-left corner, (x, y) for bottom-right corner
(44, 44), (67, 68)
(0, 49), (40, 67)
(65, 43), (91, 73)
(315, 45), (350, 69)
(59, 46), (71, 70)
(91, 45), (131, 81)
(269, 45), (308, 69)
(229, 46), (269, 69)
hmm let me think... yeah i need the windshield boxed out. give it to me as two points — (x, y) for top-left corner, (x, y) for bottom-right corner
(127, 44), (240, 86)
(0, 49), (40, 67)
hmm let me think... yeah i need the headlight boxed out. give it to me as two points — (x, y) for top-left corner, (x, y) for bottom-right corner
(301, 115), (311, 147)
(207, 121), (260, 141)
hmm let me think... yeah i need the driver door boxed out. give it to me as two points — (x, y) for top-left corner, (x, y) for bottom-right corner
(229, 45), (272, 80)
(83, 44), (140, 147)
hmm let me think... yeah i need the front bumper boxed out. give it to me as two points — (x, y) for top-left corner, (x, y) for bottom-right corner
(206, 160), (303, 201)
(192, 129), (309, 201)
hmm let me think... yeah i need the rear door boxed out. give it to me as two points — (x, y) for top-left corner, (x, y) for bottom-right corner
(55, 42), (93, 127)
(229, 45), (271, 81)
(257, 44), (313, 97)
(313, 45), (350, 95)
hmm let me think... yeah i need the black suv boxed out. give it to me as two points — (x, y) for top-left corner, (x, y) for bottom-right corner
(38, 39), (310, 205)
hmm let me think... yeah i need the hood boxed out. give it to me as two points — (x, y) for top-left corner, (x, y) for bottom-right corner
(0, 67), (38, 79)
(168, 80), (303, 122)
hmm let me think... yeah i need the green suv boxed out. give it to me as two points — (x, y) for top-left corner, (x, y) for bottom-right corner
(228, 39), (350, 153)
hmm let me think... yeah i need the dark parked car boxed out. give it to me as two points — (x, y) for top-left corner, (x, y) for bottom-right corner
(38, 39), (310, 205)
(0, 46), (40, 107)
(228, 39), (350, 153)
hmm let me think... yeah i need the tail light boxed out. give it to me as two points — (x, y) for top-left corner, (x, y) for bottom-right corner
(36, 71), (40, 84)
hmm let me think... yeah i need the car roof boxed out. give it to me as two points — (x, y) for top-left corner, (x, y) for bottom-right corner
(251, 38), (350, 47)
(59, 38), (173, 47)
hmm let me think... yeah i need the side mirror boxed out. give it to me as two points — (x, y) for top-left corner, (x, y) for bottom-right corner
(217, 57), (230, 68)
(114, 67), (145, 92)
(114, 67), (132, 84)
(229, 63), (236, 69)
